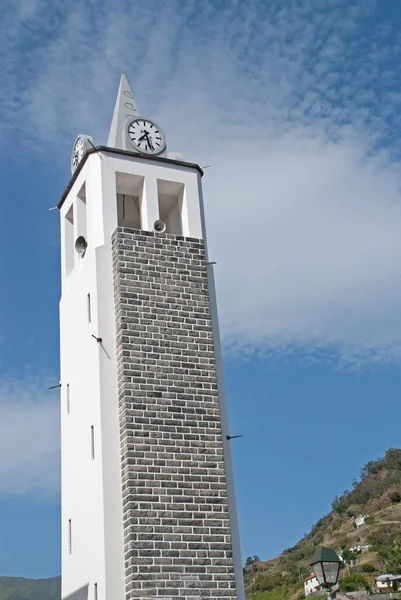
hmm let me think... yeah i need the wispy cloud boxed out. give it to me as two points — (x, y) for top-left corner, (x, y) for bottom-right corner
(4, 0), (398, 146)
(206, 136), (401, 364)
(0, 377), (60, 500)
(3, 0), (401, 364)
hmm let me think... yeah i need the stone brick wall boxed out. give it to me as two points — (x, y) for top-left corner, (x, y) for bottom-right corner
(112, 227), (237, 600)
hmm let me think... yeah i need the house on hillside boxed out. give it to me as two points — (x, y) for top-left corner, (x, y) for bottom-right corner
(354, 515), (368, 528)
(338, 544), (371, 561)
(375, 574), (395, 590)
(304, 573), (322, 596)
(349, 544), (370, 553)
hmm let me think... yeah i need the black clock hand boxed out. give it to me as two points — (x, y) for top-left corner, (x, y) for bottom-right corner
(142, 131), (154, 150)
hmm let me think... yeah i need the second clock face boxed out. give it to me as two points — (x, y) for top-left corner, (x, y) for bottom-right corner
(127, 118), (166, 154)
(72, 136), (85, 171)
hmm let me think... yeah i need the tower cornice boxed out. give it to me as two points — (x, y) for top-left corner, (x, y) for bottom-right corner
(58, 145), (204, 209)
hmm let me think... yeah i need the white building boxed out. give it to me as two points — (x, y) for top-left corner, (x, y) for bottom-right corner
(375, 575), (395, 589)
(354, 515), (368, 527)
(304, 573), (322, 596)
(338, 544), (371, 563)
(350, 544), (370, 553)
(59, 74), (245, 600)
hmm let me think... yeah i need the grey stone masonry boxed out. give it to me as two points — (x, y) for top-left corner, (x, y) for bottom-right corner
(112, 228), (237, 600)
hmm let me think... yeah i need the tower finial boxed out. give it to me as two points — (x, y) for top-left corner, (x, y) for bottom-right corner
(107, 73), (140, 150)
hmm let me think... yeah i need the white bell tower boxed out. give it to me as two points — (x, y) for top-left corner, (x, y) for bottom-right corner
(59, 74), (245, 600)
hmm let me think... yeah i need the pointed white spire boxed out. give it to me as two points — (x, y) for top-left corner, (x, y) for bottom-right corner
(107, 73), (140, 149)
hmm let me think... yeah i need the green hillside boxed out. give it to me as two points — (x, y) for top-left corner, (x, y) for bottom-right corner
(0, 576), (60, 600)
(245, 448), (401, 600)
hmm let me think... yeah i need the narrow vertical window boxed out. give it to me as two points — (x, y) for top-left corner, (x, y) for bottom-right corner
(115, 172), (144, 229)
(64, 205), (75, 276)
(68, 519), (72, 554)
(94, 583), (98, 600)
(77, 183), (87, 240)
(87, 293), (91, 323)
(66, 383), (70, 414)
(91, 425), (95, 459)
(157, 179), (184, 235)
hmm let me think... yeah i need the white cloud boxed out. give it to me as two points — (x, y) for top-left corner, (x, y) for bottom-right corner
(204, 132), (401, 363)
(3, 0), (401, 364)
(0, 378), (60, 500)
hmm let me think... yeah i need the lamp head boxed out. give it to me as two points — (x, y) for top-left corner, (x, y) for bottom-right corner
(310, 547), (341, 587)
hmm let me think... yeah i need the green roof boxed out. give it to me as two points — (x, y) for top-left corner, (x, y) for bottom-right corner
(311, 547), (341, 564)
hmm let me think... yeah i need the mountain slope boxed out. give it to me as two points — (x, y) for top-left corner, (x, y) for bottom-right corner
(245, 448), (401, 598)
(0, 576), (60, 600)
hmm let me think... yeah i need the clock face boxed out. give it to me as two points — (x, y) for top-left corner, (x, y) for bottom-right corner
(70, 134), (93, 175)
(71, 136), (85, 171)
(127, 118), (166, 154)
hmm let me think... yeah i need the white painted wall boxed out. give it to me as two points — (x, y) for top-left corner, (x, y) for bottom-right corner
(60, 157), (109, 600)
(101, 151), (203, 238)
(60, 153), (128, 600)
(355, 515), (367, 527)
(304, 575), (321, 596)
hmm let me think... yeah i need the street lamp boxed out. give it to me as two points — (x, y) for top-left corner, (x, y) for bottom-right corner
(310, 547), (341, 598)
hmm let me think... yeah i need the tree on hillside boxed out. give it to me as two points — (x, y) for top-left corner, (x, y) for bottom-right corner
(340, 573), (369, 593)
(361, 459), (381, 478)
(369, 534), (401, 573)
(383, 448), (401, 471)
(332, 496), (347, 514)
(253, 571), (289, 592)
(389, 491), (401, 503)
(361, 448), (401, 479)
(361, 564), (376, 573)
(245, 556), (260, 571)
(341, 548), (357, 564)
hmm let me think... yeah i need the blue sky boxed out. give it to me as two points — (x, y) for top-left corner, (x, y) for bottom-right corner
(1, 0), (401, 579)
